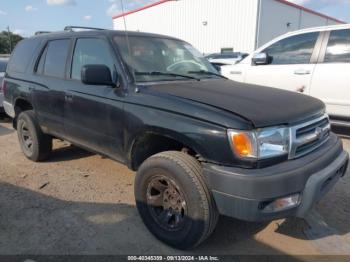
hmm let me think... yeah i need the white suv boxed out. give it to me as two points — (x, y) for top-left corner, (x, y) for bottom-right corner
(221, 24), (350, 128)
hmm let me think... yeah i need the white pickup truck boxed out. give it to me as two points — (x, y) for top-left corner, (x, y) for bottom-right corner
(221, 24), (350, 129)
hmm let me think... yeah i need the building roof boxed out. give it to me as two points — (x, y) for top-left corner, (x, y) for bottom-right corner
(112, 0), (346, 24)
(275, 0), (346, 24)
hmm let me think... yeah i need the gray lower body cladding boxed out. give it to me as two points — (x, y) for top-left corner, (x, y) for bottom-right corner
(203, 134), (349, 221)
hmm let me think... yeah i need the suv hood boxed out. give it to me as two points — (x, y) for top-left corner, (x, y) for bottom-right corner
(146, 79), (325, 128)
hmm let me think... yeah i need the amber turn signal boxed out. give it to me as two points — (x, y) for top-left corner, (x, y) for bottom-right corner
(229, 131), (255, 158)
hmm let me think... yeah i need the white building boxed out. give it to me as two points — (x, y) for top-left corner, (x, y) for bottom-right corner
(113, 0), (345, 54)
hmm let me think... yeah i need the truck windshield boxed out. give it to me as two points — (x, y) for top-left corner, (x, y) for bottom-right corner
(114, 35), (219, 82)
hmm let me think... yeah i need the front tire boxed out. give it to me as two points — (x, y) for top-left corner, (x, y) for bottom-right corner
(17, 110), (52, 162)
(134, 151), (218, 249)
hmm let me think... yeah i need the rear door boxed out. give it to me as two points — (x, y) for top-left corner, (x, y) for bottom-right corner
(31, 39), (72, 134)
(310, 29), (350, 119)
(64, 37), (125, 161)
(243, 32), (321, 93)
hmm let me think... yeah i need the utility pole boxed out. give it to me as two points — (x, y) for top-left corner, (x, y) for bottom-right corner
(7, 26), (12, 53)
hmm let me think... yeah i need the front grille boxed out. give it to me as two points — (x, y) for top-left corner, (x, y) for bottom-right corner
(296, 117), (329, 138)
(289, 115), (331, 159)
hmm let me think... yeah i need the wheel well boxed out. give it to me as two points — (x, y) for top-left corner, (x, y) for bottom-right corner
(13, 99), (33, 129)
(130, 133), (197, 171)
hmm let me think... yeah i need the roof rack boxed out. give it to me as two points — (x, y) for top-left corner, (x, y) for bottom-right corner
(35, 31), (52, 35)
(64, 26), (106, 32)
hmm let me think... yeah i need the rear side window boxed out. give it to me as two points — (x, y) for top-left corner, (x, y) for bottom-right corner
(43, 39), (70, 78)
(71, 38), (114, 80)
(7, 39), (41, 73)
(0, 60), (7, 72)
(324, 29), (350, 63)
(262, 32), (319, 65)
(36, 46), (48, 75)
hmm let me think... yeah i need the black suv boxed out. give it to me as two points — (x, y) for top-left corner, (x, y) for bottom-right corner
(3, 27), (349, 249)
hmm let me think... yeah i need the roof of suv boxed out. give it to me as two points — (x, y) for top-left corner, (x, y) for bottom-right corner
(30, 29), (183, 42)
(281, 23), (350, 38)
(252, 23), (350, 53)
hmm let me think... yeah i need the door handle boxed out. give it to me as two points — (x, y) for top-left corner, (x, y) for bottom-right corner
(65, 94), (73, 102)
(294, 69), (311, 75)
(230, 71), (242, 75)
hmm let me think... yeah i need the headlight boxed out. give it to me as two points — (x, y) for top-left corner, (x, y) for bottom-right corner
(228, 127), (290, 159)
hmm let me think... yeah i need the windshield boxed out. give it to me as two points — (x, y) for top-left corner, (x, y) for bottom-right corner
(114, 35), (219, 82)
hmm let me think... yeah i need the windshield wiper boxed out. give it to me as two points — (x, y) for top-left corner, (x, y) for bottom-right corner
(187, 70), (227, 79)
(135, 71), (200, 81)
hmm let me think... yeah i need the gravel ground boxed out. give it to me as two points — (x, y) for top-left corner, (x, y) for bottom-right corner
(1, 116), (350, 256)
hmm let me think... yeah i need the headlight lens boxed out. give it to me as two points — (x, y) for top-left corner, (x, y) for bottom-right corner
(228, 127), (290, 159)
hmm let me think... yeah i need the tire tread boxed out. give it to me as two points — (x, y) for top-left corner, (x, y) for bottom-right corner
(148, 151), (219, 248)
(17, 110), (52, 162)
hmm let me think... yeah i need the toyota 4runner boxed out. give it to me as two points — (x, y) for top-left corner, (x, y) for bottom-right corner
(2, 27), (349, 249)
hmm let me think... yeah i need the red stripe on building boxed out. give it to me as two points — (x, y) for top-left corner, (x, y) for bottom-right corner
(112, 0), (347, 24)
(112, 0), (170, 20)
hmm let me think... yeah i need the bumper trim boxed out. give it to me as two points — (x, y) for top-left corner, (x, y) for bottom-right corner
(203, 134), (342, 200)
(3, 101), (15, 118)
(296, 150), (348, 217)
(203, 134), (349, 221)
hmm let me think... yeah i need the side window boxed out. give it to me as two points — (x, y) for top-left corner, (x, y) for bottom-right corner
(324, 29), (350, 63)
(71, 38), (114, 80)
(262, 32), (319, 65)
(0, 61), (7, 72)
(7, 38), (41, 73)
(43, 39), (70, 78)
(36, 45), (48, 75)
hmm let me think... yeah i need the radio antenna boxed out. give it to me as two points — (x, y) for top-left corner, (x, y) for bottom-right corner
(120, 0), (135, 83)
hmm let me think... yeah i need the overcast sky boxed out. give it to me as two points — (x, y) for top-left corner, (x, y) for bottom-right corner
(0, 0), (349, 37)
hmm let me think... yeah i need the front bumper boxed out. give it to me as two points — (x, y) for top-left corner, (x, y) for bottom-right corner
(2, 101), (15, 118)
(203, 133), (349, 221)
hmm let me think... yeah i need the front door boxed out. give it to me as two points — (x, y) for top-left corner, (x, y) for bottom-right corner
(244, 32), (320, 93)
(64, 37), (125, 161)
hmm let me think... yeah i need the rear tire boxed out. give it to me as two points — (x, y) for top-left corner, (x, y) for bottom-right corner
(17, 110), (52, 162)
(135, 151), (219, 249)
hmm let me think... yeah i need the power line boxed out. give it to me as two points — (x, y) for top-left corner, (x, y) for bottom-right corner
(6, 26), (12, 53)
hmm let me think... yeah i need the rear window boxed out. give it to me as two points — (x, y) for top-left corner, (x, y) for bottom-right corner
(324, 29), (350, 63)
(43, 39), (70, 78)
(7, 39), (41, 73)
(0, 60), (7, 72)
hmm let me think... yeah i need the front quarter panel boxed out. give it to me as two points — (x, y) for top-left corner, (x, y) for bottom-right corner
(221, 64), (247, 83)
(124, 101), (235, 166)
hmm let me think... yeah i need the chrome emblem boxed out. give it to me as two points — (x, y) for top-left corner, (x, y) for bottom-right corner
(315, 127), (325, 139)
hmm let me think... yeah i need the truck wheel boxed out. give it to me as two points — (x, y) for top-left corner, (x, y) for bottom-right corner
(135, 151), (219, 249)
(17, 110), (52, 162)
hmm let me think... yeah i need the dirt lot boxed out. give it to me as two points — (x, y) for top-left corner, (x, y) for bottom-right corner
(1, 116), (350, 257)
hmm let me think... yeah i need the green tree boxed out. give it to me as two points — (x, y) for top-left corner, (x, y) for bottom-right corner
(0, 31), (24, 54)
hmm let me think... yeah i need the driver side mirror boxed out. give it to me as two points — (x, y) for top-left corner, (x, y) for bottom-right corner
(81, 64), (116, 86)
(252, 52), (270, 65)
